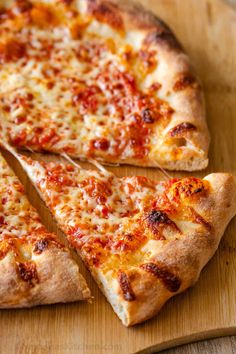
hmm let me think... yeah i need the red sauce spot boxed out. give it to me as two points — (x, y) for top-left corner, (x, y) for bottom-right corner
(0, 216), (6, 226)
(58, 0), (73, 5)
(78, 177), (112, 200)
(92, 138), (110, 151)
(45, 165), (74, 187)
(3, 105), (10, 113)
(15, 116), (27, 124)
(0, 40), (27, 64)
(67, 225), (84, 239)
(66, 164), (75, 172)
(0, 8), (11, 20)
(101, 206), (109, 218)
(96, 195), (107, 204)
(13, 0), (33, 14)
(11, 130), (27, 146)
(1, 197), (7, 205)
(47, 82), (54, 90)
(72, 86), (100, 113)
(27, 93), (34, 101)
(38, 128), (60, 146)
(29, 4), (57, 28)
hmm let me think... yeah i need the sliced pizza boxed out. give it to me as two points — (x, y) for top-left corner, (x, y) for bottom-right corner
(0, 152), (90, 308)
(0, 0), (209, 170)
(15, 153), (236, 325)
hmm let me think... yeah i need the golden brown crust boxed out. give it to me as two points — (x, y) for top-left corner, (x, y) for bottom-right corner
(0, 151), (91, 308)
(15, 152), (236, 325)
(0, 243), (91, 308)
(83, 0), (210, 170)
(0, 0), (209, 170)
(101, 173), (236, 326)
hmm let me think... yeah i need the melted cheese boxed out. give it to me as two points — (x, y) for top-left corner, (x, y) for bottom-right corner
(20, 156), (209, 274)
(0, 0), (176, 164)
(0, 153), (59, 261)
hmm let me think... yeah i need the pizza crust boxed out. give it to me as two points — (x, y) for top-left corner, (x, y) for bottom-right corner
(0, 151), (91, 308)
(0, 243), (91, 308)
(0, 0), (209, 170)
(94, 173), (236, 325)
(83, 0), (210, 170)
(15, 150), (236, 325)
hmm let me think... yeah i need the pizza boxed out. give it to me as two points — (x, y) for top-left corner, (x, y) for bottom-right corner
(0, 152), (90, 308)
(0, 0), (209, 170)
(16, 153), (236, 326)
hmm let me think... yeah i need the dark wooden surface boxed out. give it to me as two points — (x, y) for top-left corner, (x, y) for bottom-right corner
(160, 336), (236, 354)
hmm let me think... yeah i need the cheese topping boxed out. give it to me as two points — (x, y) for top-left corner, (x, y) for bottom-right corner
(0, 153), (62, 262)
(0, 0), (177, 164)
(21, 156), (211, 273)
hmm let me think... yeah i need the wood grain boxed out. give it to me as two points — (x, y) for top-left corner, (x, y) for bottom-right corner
(160, 336), (236, 354)
(0, 0), (236, 353)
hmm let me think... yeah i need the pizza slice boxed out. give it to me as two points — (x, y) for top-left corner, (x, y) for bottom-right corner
(16, 153), (236, 325)
(0, 0), (209, 170)
(0, 152), (90, 308)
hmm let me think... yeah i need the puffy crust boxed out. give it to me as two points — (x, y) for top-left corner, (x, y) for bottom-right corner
(83, 0), (210, 170)
(99, 173), (236, 326)
(0, 242), (91, 308)
(15, 153), (236, 325)
(86, 0), (182, 40)
(0, 0), (209, 170)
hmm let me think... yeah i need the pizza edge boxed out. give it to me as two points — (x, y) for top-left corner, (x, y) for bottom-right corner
(0, 153), (91, 308)
(83, 0), (210, 170)
(0, 244), (91, 308)
(17, 152), (236, 325)
(99, 173), (236, 326)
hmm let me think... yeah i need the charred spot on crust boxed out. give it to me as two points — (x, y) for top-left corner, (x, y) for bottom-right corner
(141, 108), (154, 124)
(146, 210), (170, 225)
(173, 74), (197, 91)
(169, 122), (197, 137)
(141, 262), (181, 292)
(118, 270), (136, 302)
(33, 239), (49, 254)
(143, 27), (182, 51)
(87, 0), (124, 31)
(145, 210), (180, 238)
(17, 261), (39, 287)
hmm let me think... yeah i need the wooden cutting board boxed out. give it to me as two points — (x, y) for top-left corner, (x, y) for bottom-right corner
(0, 0), (236, 353)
